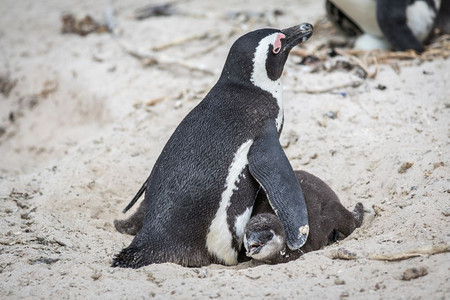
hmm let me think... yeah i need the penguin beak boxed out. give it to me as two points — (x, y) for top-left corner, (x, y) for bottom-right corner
(245, 233), (264, 257)
(244, 232), (269, 257)
(281, 23), (314, 52)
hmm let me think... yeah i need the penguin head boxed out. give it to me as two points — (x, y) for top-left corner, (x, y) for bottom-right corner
(220, 23), (313, 85)
(244, 213), (286, 262)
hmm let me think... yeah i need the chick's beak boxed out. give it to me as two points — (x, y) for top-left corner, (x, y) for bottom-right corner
(245, 233), (264, 257)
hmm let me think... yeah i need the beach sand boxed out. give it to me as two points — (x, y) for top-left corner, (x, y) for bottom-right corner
(1, 0), (449, 298)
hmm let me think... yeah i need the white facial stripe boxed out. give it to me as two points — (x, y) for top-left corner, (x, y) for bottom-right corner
(250, 32), (284, 132)
(206, 139), (254, 265)
(406, 1), (436, 42)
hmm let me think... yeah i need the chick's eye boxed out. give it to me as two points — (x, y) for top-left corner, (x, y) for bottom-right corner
(264, 232), (274, 240)
(272, 46), (281, 54)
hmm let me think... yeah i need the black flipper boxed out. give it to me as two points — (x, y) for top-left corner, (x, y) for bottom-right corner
(248, 121), (309, 250)
(377, 0), (424, 53)
(122, 178), (148, 213)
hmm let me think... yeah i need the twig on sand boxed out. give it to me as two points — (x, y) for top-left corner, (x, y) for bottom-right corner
(150, 30), (221, 52)
(104, 0), (214, 75)
(185, 29), (238, 58)
(326, 248), (358, 260)
(368, 243), (450, 261)
(134, 2), (177, 20)
(294, 78), (363, 94)
(334, 48), (378, 78)
(290, 21), (449, 79)
(117, 40), (215, 75)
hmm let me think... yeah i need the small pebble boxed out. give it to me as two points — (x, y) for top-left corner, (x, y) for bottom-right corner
(401, 267), (428, 281)
(398, 162), (413, 174)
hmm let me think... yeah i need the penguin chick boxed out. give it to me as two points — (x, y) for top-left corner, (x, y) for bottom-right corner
(244, 213), (286, 262)
(244, 170), (364, 264)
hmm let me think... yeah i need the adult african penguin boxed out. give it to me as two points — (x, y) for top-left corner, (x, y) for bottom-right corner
(326, 0), (449, 53)
(112, 23), (314, 268)
(243, 170), (364, 264)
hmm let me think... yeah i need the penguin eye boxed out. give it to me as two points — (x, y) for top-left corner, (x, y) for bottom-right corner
(272, 45), (281, 54)
(264, 232), (274, 240)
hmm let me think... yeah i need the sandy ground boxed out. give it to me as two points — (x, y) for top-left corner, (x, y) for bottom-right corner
(0, 0), (449, 299)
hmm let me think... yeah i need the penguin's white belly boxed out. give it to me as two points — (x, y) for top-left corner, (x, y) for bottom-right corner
(407, 1), (437, 42)
(206, 140), (254, 265)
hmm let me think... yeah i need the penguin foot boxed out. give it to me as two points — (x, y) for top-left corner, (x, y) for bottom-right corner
(111, 247), (146, 269)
